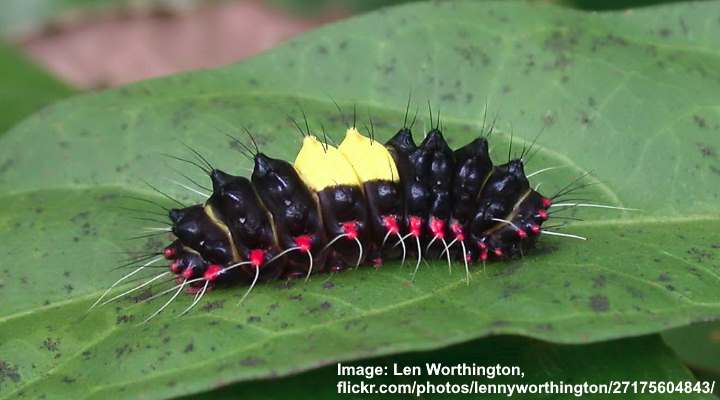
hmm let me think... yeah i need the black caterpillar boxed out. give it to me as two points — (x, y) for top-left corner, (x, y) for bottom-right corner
(93, 104), (609, 321)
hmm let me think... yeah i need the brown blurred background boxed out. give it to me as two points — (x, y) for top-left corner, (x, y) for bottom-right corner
(11, 0), (346, 88)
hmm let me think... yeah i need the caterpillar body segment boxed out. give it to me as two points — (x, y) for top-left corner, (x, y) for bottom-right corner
(251, 152), (329, 277)
(294, 135), (369, 270)
(338, 127), (403, 264)
(449, 137), (493, 260)
(207, 169), (285, 281)
(466, 159), (546, 260)
(414, 128), (455, 251)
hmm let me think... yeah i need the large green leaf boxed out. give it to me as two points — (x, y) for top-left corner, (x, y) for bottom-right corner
(1, 1), (720, 399)
(182, 335), (714, 400)
(0, 42), (72, 135)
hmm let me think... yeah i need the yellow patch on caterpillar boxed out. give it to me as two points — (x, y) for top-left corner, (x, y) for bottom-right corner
(294, 135), (361, 192)
(338, 127), (399, 183)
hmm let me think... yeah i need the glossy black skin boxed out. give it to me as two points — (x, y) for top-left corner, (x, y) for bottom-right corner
(169, 205), (236, 266)
(207, 169), (284, 281)
(385, 128), (429, 225)
(462, 158), (538, 260)
(318, 185), (369, 266)
(416, 129), (455, 224)
(251, 153), (328, 274)
(478, 188), (545, 258)
(386, 128), (455, 242)
(470, 159), (529, 235)
(516, 190), (546, 231)
(451, 137), (493, 228)
(170, 249), (209, 284)
(363, 180), (402, 240)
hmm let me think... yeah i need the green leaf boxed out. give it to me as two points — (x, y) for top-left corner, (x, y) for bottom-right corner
(0, 42), (72, 135)
(1, 1), (720, 399)
(182, 335), (714, 400)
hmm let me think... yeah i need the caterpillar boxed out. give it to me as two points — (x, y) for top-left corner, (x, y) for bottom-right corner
(92, 103), (628, 322)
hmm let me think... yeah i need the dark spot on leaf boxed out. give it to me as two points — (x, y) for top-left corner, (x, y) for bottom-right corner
(543, 113), (557, 127)
(535, 323), (553, 331)
(289, 294), (303, 301)
(440, 93), (456, 102)
(322, 281), (335, 289)
(658, 28), (672, 38)
(590, 295), (609, 312)
(501, 283), (522, 299)
(678, 17), (689, 35)
(42, 338), (59, 352)
(0, 360), (21, 383)
(453, 45), (490, 67)
(377, 58), (396, 75)
(544, 30), (578, 53)
(61, 376), (76, 384)
(626, 286), (644, 299)
(686, 267), (702, 278)
(696, 143), (717, 159)
(579, 111), (593, 127)
(239, 357), (264, 367)
(247, 315), (261, 323)
(688, 247), (713, 262)
(130, 289), (153, 303)
(657, 273), (671, 282)
(202, 300), (225, 311)
(693, 115), (707, 129)
(592, 275), (606, 288)
(184, 342), (194, 353)
(115, 344), (131, 358)
(116, 315), (134, 324)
